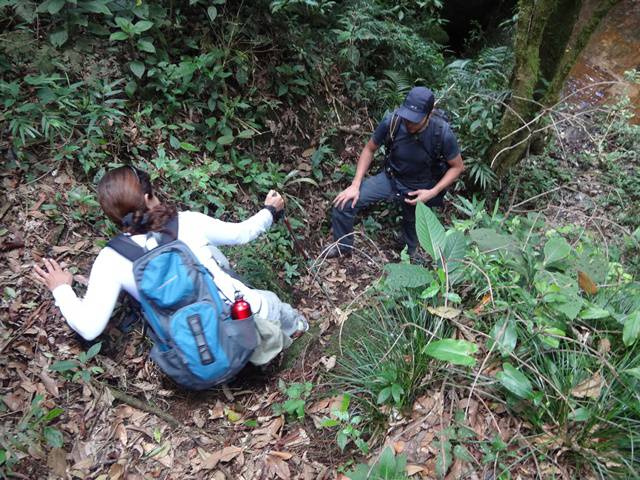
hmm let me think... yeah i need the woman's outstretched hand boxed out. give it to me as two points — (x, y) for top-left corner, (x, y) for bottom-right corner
(264, 190), (285, 211)
(33, 258), (73, 292)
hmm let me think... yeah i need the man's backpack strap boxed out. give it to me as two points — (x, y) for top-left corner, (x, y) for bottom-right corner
(384, 112), (401, 151)
(429, 109), (448, 162)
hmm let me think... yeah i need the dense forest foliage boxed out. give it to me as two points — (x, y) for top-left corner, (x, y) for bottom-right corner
(1, 0), (639, 478)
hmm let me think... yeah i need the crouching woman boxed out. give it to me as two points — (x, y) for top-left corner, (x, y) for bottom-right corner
(32, 166), (308, 386)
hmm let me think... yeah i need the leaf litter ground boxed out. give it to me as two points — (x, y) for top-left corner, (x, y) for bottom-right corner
(1, 106), (636, 478)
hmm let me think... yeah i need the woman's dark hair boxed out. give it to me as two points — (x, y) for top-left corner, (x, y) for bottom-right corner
(97, 166), (176, 234)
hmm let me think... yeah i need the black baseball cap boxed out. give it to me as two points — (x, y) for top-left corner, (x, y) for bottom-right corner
(397, 87), (435, 123)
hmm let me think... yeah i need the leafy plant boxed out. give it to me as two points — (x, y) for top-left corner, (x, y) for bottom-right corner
(50, 342), (104, 383)
(272, 380), (313, 420)
(0, 394), (64, 473)
(344, 446), (409, 480)
(320, 394), (369, 453)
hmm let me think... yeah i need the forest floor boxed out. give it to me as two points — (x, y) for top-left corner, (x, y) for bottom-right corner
(2, 100), (635, 480)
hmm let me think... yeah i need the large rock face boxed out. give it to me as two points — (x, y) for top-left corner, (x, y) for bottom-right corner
(440, 0), (517, 51)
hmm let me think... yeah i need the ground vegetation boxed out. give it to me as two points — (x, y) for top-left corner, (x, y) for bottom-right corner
(1, 0), (638, 478)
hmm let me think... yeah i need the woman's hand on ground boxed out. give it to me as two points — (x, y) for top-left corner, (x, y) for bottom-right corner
(264, 190), (285, 211)
(333, 184), (360, 210)
(404, 188), (438, 205)
(32, 258), (73, 292)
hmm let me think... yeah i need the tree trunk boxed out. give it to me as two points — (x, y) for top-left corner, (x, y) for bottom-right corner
(489, 0), (621, 178)
(489, 0), (558, 177)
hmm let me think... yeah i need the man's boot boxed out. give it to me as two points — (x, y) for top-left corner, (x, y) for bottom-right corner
(325, 244), (352, 259)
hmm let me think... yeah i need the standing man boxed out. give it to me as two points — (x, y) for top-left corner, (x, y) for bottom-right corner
(327, 86), (465, 259)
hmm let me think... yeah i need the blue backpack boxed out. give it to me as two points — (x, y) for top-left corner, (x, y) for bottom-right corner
(107, 217), (258, 390)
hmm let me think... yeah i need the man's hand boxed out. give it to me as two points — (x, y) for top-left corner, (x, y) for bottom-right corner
(264, 190), (285, 211)
(333, 184), (360, 210)
(33, 258), (73, 292)
(404, 189), (439, 206)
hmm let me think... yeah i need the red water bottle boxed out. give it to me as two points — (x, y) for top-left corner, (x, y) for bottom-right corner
(231, 291), (252, 320)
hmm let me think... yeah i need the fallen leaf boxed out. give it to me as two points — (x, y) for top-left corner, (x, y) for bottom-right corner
(209, 401), (225, 419)
(225, 408), (242, 423)
(270, 451), (293, 460)
(47, 448), (67, 477)
(201, 446), (242, 469)
(578, 270), (598, 295)
(39, 369), (59, 397)
(427, 306), (461, 319)
(472, 293), (492, 314)
(265, 453), (291, 480)
(406, 464), (425, 475)
(598, 338), (611, 354)
(108, 462), (125, 480)
(320, 355), (336, 371)
(571, 372), (603, 399)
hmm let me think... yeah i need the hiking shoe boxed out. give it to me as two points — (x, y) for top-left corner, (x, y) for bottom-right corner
(325, 244), (352, 259)
(291, 315), (309, 339)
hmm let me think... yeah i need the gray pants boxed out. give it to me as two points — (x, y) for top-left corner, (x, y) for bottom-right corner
(331, 172), (420, 253)
(208, 247), (305, 365)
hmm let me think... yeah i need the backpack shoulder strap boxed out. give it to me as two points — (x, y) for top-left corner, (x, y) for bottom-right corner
(107, 234), (146, 262)
(384, 112), (401, 150)
(423, 112), (447, 162)
(107, 215), (179, 262)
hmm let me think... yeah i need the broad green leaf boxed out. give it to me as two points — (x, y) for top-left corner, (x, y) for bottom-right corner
(114, 17), (131, 30)
(50, 359), (79, 372)
(423, 339), (478, 366)
(217, 134), (234, 145)
(568, 407), (591, 422)
(109, 31), (129, 41)
(543, 237), (571, 266)
(623, 312), (640, 346)
(336, 431), (348, 451)
(435, 438), (452, 478)
(384, 263), (433, 289)
(453, 444), (475, 463)
(38, 0), (66, 15)
(391, 384), (404, 404)
(551, 296), (584, 320)
(579, 306), (610, 320)
(80, 1), (112, 14)
(133, 20), (153, 34)
(44, 407), (64, 423)
(169, 135), (180, 149)
(469, 228), (517, 254)
(237, 129), (255, 139)
(377, 387), (391, 404)
(130, 61), (146, 78)
(321, 418), (339, 428)
(489, 317), (517, 356)
(496, 363), (533, 399)
(180, 142), (199, 152)
(125, 80), (137, 97)
(49, 29), (69, 47)
(0, 449), (5, 466)
(84, 342), (102, 362)
(416, 202), (445, 261)
(207, 6), (217, 21)
(44, 427), (64, 448)
(441, 230), (467, 279)
(137, 39), (156, 53)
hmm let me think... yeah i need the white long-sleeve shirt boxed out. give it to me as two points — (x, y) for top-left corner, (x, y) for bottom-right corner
(52, 209), (273, 340)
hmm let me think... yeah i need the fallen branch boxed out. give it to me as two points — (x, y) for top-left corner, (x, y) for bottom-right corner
(107, 385), (182, 428)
